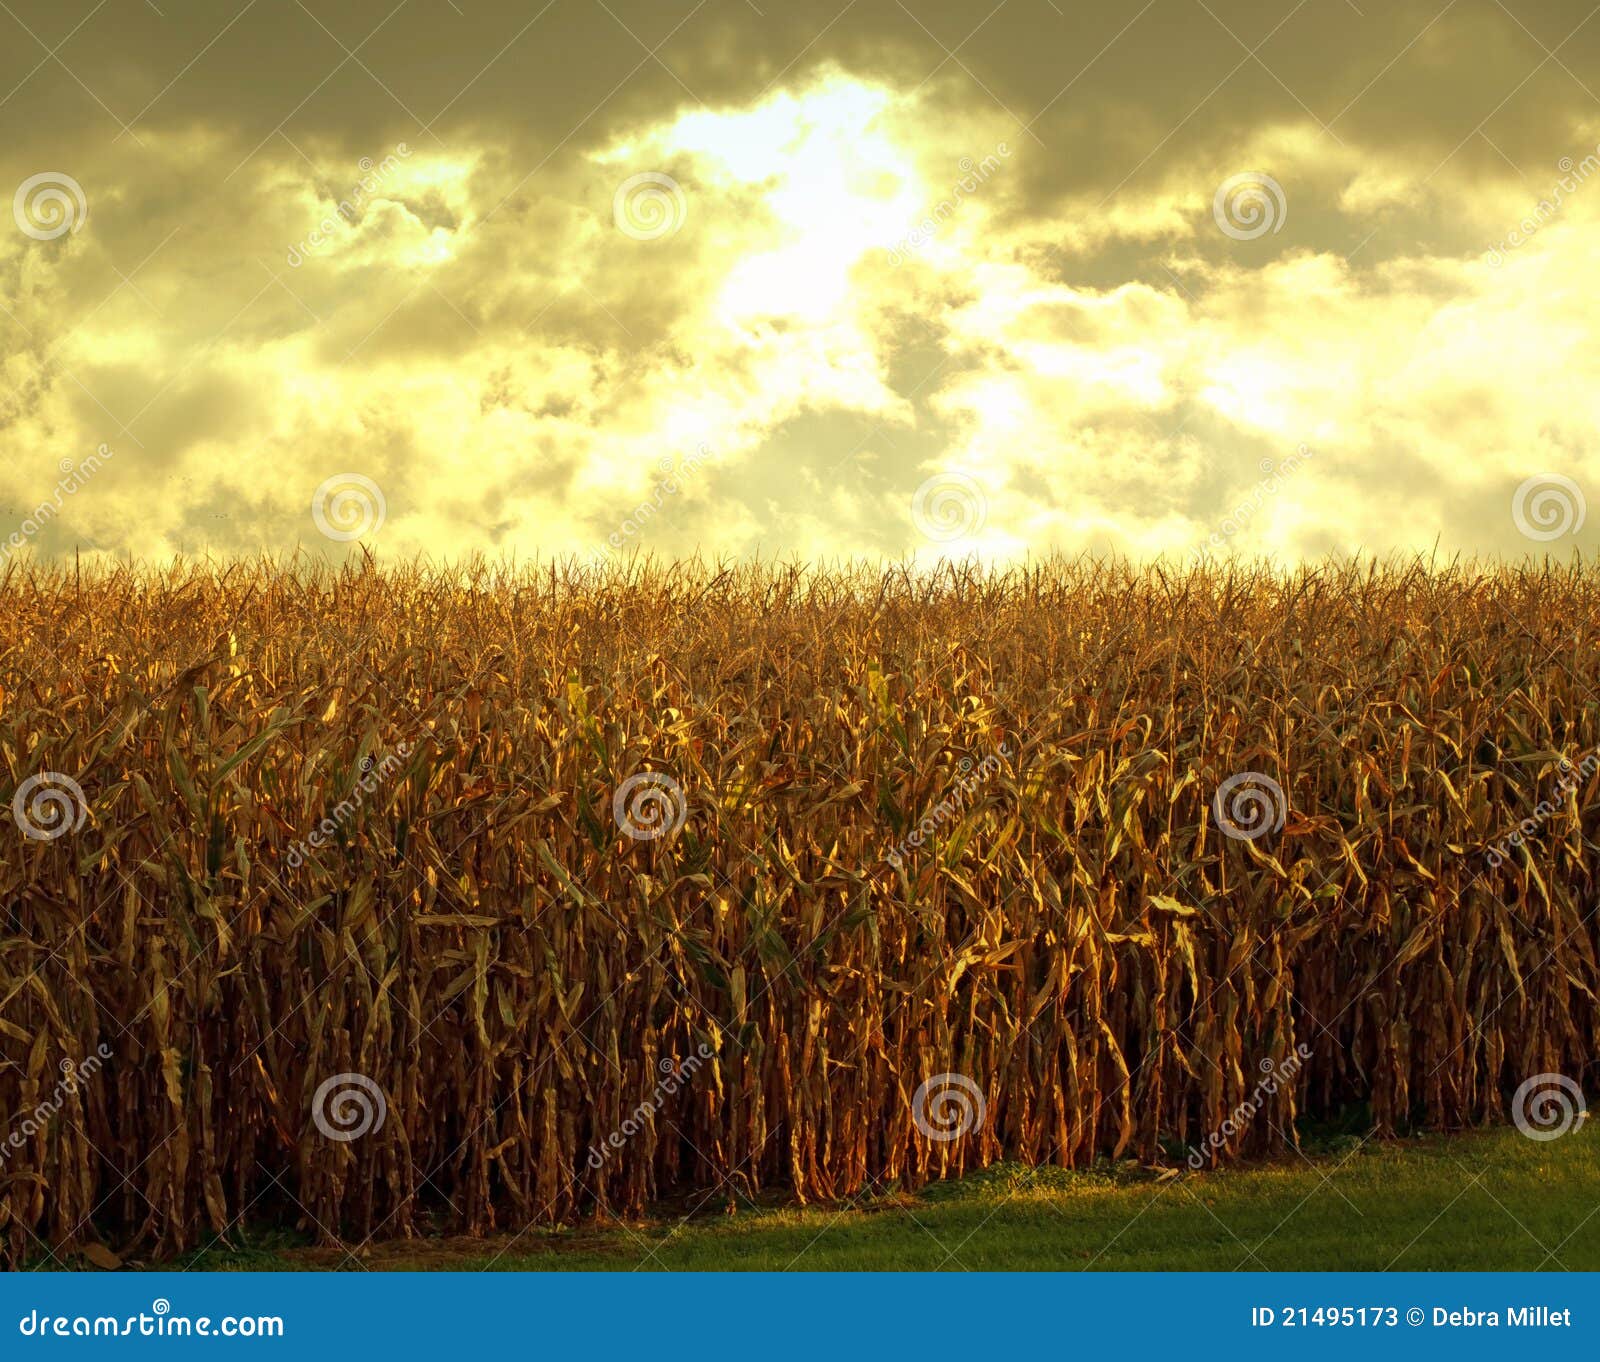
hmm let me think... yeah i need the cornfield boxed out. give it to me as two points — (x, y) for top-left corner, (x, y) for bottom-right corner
(2, 555), (1597, 1262)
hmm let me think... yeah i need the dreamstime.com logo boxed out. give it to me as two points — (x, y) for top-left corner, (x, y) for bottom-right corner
(911, 471), (987, 542)
(1486, 749), (1598, 868)
(18, 1301), (283, 1339)
(911, 1072), (986, 1142)
(1213, 771), (1287, 842)
(11, 772), (88, 841)
(285, 744), (412, 868)
(1213, 171), (1286, 241)
(589, 445), (713, 564)
(1, 445), (114, 563)
(613, 172), (687, 241)
(0, 1045), (112, 1165)
(1190, 444), (1316, 564)
(886, 143), (1011, 265)
(311, 1072), (387, 1142)
(1511, 1073), (1587, 1142)
(1187, 1044), (1311, 1169)
(585, 1043), (714, 1169)
(1484, 145), (1600, 265)
(1510, 1075), (1587, 1139)
(612, 770), (688, 841)
(287, 143), (412, 267)
(887, 744), (1010, 869)
(311, 472), (386, 542)
(1511, 473), (1585, 542)
(12, 172), (87, 240)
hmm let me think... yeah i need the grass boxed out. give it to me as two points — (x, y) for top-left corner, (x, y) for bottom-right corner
(165, 1126), (1598, 1272)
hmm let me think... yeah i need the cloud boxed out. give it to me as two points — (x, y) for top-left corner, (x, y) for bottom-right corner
(1, 0), (1596, 564)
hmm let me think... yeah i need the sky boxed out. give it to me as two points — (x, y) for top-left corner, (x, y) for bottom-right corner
(1, 0), (1597, 565)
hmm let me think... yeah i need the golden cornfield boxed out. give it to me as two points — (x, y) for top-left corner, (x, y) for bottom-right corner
(1, 555), (1597, 1262)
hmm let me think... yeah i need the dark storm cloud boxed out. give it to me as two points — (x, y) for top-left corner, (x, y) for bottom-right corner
(7, 2), (1597, 185)
(6, 1), (1593, 326)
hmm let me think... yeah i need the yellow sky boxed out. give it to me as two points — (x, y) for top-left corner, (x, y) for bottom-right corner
(1, 0), (1597, 563)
